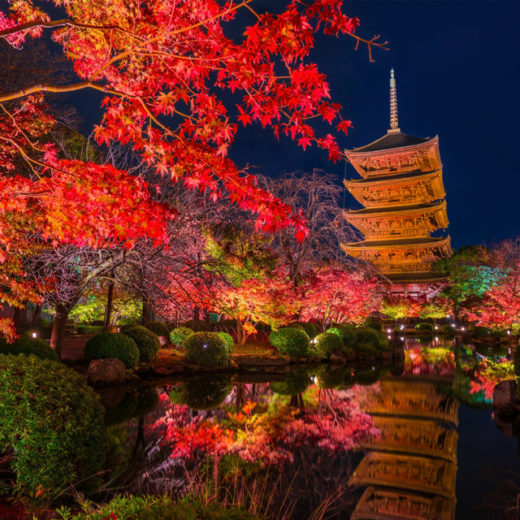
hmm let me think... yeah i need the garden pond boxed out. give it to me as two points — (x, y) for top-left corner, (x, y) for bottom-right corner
(99, 343), (520, 520)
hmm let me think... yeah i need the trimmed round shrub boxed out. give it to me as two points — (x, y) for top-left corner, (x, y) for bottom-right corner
(0, 354), (105, 495)
(183, 332), (229, 366)
(353, 327), (379, 354)
(122, 326), (160, 362)
(313, 332), (346, 359)
(364, 318), (383, 331)
(270, 368), (311, 395)
(55, 494), (260, 520)
(170, 378), (232, 410)
(0, 334), (59, 361)
(353, 327), (390, 354)
(85, 332), (140, 369)
(216, 331), (234, 352)
(170, 326), (194, 346)
(299, 322), (321, 339)
(269, 327), (309, 359)
(326, 324), (356, 348)
(145, 321), (170, 337)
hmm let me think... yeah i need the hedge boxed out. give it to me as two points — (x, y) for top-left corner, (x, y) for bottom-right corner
(85, 332), (140, 368)
(183, 332), (229, 366)
(122, 326), (160, 362)
(0, 354), (104, 495)
(269, 327), (309, 358)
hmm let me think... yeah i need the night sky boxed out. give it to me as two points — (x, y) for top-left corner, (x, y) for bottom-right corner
(228, 0), (520, 249)
(63, 1), (520, 250)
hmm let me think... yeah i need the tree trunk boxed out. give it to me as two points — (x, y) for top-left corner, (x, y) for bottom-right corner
(13, 303), (28, 334)
(141, 300), (151, 325)
(104, 280), (115, 332)
(50, 304), (69, 359)
(31, 304), (42, 326)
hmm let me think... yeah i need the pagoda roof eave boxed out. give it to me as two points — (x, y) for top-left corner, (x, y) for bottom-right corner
(342, 236), (451, 251)
(345, 133), (438, 157)
(344, 168), (442, 187)
(345, 200), (447, 217)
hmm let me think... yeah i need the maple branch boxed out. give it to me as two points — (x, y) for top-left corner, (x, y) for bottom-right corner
(0, 19), (145, 42)
(0, 81), (134, 103)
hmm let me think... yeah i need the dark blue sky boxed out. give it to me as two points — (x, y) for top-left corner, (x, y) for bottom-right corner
(228, 1), (520, 249)
(63, 1), (519, 249)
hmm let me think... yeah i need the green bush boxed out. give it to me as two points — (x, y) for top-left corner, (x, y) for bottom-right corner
(326, 324), (357, 348)
(77, 324), (104, 335)
(51, 494), (260, 520)
(217, 331), (234, 352)
(170, 326), (194, 346)
(313, 332), (346, 359)
(299, 322), (321, 339)
(0, 355), (104, 495)
(269, 327), (309, 358)
(170, 377), (232, 410)
(85, 332), (140, 368)
(145, 321), (170, 337)
(353, 327), (387, 354)
(364, 318), (383, 331)
(122, 326), (160, 362)
(270, 368), (311, 395)
(0, 334), (59, 361)
(184, 332), (229, 367)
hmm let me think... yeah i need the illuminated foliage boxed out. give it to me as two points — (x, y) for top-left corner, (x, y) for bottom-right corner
(299, 268), (382, 328)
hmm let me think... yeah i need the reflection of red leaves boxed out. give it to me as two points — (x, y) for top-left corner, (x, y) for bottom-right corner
(152, 388), (378, 468)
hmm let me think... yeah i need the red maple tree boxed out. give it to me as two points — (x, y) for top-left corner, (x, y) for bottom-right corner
(299, 267), (382, 328)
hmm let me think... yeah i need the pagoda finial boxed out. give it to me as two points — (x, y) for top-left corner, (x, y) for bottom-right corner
(389, 67), (400, 133)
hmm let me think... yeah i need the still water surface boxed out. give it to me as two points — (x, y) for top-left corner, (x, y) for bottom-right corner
(101, 347), (520, 520)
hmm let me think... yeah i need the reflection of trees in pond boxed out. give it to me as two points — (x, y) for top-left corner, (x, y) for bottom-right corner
(269, 367), (311, 396)
(102, 385), (160, 426)
(129, 382), (378, 517)
(170, 377), (232, 410)
(405, 346), (456, 377)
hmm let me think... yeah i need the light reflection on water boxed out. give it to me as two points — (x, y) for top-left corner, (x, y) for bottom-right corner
(101, 346), (519, 520)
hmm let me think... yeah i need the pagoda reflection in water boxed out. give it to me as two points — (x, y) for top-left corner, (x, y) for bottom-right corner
(350, 376), (459, 520)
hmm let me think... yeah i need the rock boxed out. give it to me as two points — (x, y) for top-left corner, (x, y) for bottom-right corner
(87, 358), (126, 386)
(493, 380), (517, 410)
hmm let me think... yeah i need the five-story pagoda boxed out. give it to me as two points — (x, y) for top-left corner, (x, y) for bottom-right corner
(342, 69), (451, 284)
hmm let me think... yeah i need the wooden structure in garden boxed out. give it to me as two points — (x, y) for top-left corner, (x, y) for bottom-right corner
(350, 376), (459, 520)
(342, 69), (452, 287)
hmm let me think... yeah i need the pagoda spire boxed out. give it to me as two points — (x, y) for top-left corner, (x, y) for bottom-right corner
(389, 67), (400, 133)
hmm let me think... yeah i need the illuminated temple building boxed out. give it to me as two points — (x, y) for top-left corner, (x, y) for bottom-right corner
(342, 70), (452, 288)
